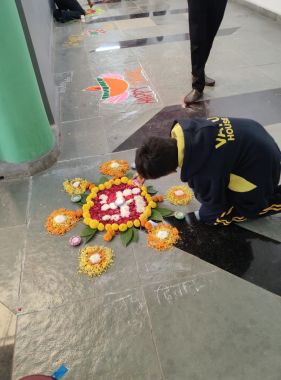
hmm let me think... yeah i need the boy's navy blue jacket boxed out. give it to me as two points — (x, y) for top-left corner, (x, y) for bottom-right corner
(172, 117), (281, 225)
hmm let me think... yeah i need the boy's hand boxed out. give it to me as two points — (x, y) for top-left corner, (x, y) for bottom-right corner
(132, 173), (145, 186)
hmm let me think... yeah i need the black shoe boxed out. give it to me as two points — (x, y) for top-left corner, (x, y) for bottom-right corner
(183, 89), (203, 107)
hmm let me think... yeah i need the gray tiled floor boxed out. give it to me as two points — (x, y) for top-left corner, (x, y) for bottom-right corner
(1, 0), (281, 379)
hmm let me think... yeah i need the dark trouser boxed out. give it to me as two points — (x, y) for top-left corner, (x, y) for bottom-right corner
(54, 0), (85, 15)
(188, 0), (228, 92)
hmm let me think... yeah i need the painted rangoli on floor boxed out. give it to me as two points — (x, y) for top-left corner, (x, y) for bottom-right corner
(82, 67), (159, 104)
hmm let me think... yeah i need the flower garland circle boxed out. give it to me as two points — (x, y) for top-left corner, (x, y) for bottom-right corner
(99, 160), (129, 178)
(79, 245), (114, 277)
(82, 177), (156, 236)
(166, 185), (193, 205)
(46, 208), (82, 235)
(63, 177), (89, 195)
(147, 223), (180, 251)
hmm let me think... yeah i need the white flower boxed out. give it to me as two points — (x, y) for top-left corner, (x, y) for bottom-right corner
(89, 253), (102, 264)
(132, 187), (140, 195)
(120, 204), (130, 218)
(99, 194), (108, 205)
(101, 204), (110, 211)
(102, 215), (111, 221)
(72, 181), (81, 188)
(111, 214), (120, 221)
(126, 199), (133, 205)
(134, 195), (146, 213)
(109, 202), (117, 210)
(115, 197), (125, 207)
(174, 190), (184, 196)
(54, 214), (67, 224)
(157, 230), (169, 240)
(116, 191), (123, 198)
(110, 161), (120, 169)
(123, 189), (132, 196)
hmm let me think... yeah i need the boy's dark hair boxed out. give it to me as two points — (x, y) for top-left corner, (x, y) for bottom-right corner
(135, 137), (178, 179)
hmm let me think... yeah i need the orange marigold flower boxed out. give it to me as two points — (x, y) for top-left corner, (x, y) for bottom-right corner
(99, 160), (129, 178)
(152, 195), (164, 202)
(45, 208), (81, 235)
(147, 223), (180, 251)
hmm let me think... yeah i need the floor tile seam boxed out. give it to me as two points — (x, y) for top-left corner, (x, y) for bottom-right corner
(88, 26), (240, 53)
(140, 286), (165, 380)
(60, 116), (102, 125)
(0, 301), (17, 316)
(86, 7), (189, 25)
(56, 147), (137, 164)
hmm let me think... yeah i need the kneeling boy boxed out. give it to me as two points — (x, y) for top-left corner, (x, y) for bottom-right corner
(135, 117), (281, 225)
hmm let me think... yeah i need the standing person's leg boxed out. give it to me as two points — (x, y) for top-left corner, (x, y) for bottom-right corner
(56, 0), (85, 15)
(184, 0), (208, 106)
(204, 0), (228, 66)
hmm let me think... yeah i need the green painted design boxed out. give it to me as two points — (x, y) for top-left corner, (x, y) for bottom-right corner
(0, 1), (54, 163)
(97, 77), (110, 100)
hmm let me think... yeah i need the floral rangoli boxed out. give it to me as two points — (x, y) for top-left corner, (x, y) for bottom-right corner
(45, 160), (189, 277)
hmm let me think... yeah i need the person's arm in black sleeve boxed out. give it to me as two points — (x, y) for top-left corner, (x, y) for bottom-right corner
(189, 175), (230, 225)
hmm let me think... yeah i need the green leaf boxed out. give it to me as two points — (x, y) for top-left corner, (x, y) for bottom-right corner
(125, 171), (134, 179)
(84, 232), (97, 244)
(132, 227), (139, 242)
(80, 226), (97, 237)
(80, 193), (88, 204)
(150, 209), (163, 222)
(120, 228), (134, 247)
(98, 176), (109, 185)
(156, 207), (174, 217)
(147, 185), (158, 195)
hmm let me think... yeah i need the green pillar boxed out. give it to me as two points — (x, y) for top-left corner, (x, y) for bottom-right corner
(0, 0), (55, 164)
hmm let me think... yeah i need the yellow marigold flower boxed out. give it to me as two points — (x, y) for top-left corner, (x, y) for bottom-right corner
(128, 180), (133, 185)
(63, 178), (88, 195)
(84, 217), (91, 225)
(119, 223), (127, 232)
(98, 223), (105, 231)
(82, 204), (89, 212)
(127, 221), (133, 228)
(90, 220), (99, 229)
(114, 178), (121, 185)
(112, 223), (119, 231)
(121, 177), (128, 184)
(105, 224), (112, 231)
(166, 185), (193, 205)
(146, 194), (152, 202)
(98, 184), (105, 191)
(149, 201), (157, 208)
(79, 246), (114, 277)
(133, 219), (140, 228)
(105, 182), (112, 189)
(144, 207), (152, 218)
(141, 191), (146, 196)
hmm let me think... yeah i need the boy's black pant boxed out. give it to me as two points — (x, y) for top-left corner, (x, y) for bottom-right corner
(188, 0), (228, 92)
